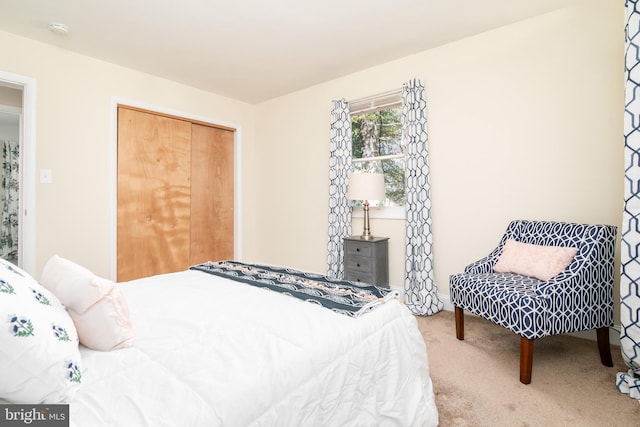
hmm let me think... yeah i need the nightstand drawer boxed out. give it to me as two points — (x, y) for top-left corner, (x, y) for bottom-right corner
(345, 242), (373, 258)
(345, 271), (374, 285)
(345, 257), (373, 273)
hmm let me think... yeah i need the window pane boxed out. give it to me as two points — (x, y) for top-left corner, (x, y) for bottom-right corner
(352, 158), (405, 207)
(351, 102), (405, 208)
(352, 106), (403, 160)
(381, 158), (406, 207)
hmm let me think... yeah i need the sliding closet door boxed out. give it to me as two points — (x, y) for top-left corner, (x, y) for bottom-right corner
(190, 124), (234, 265)
(117, 107), (235, 282)
(117, 108), (192, 281)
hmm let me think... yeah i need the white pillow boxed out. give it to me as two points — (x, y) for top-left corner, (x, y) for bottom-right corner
(493, 239), (578, 281)
(40, 255), (133, 351)
(0, 258), (82, 403)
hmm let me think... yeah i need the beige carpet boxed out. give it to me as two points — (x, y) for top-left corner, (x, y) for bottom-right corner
(416, 311), (640, 426)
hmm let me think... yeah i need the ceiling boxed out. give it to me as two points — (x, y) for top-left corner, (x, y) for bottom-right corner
(0, 0), (577, 104)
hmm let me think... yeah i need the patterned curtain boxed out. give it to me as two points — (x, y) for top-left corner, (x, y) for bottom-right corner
(402, 79), (443, 316)
(617, 0), (640, 401)
(0, 140), (19, 260)
(326, 99), (352, 278)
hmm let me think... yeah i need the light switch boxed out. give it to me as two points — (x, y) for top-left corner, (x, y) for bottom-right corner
(40, 169), (52, 184)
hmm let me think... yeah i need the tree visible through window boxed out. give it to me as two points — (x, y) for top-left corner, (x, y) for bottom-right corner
(351, 95), (405, 208)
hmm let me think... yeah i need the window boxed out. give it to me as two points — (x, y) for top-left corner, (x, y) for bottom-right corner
(350, 90), (405, 215)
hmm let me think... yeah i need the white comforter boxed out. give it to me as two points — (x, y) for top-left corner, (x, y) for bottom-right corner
(70, 269), (438, 426)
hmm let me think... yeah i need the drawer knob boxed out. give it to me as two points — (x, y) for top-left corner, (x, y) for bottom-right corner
(356, 248), (360, 252)
(356, 263), (360, 267)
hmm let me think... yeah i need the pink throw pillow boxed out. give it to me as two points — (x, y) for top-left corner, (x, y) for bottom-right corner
(493, 239), (578, 281)
(40, 255), (133, 351)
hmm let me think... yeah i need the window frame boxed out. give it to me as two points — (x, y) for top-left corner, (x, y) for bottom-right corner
(349, 90), (405, 221)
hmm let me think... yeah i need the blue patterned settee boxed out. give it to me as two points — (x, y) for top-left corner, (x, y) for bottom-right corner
(449, 220), (617, 384)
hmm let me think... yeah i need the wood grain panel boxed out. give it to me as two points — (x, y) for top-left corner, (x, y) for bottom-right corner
(117, 108), (192, 281)
(190, 124), (234, 264)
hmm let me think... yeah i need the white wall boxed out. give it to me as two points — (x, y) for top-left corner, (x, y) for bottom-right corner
(0, 113), (19, 141)
(0, 86), (22, 107)
(0, 30), (257, 278)
(0, 87), (22, 141)
(251, 1), (624, 314)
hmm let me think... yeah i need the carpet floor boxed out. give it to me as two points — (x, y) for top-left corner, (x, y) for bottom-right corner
(416, 311), (640, 426)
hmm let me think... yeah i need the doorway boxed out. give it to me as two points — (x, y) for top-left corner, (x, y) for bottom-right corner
(0, 106), (20, 264)
(0, 70), (35, 275)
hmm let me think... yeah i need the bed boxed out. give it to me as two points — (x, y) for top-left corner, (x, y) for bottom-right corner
(0, 257), (439, 426)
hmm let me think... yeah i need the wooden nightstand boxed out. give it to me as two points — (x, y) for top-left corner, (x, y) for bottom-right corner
(343, 236), (389, 288)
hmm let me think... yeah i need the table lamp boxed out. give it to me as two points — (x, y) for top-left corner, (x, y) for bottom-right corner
(347, 172), (386, 240)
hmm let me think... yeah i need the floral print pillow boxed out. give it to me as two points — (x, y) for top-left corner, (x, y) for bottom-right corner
(0, 258), (82, 403)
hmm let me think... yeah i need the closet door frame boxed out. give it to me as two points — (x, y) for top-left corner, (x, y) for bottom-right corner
(108, 97), (242, 281)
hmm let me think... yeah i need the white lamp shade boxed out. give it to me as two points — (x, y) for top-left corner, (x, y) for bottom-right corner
(347, 172), (386, 201)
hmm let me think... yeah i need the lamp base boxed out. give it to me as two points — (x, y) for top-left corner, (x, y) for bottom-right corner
(360, 200), (374, 241)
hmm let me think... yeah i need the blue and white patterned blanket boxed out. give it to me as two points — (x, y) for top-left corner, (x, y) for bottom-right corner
(190, 261), (399, 318)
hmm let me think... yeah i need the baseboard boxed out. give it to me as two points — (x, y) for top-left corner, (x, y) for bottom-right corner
(434, 293), (622, 347)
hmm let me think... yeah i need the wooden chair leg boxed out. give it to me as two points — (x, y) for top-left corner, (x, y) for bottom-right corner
(454, 306), (464, 340)
(596, 327), (613, 367)
(520, 337), (534, 385)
